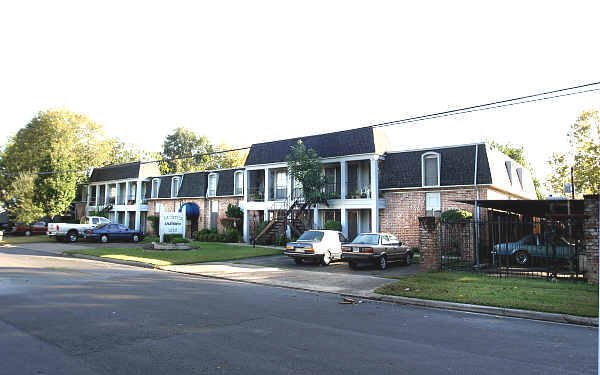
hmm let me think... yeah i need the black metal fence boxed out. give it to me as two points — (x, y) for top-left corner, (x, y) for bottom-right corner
(439, 218), (585, 280)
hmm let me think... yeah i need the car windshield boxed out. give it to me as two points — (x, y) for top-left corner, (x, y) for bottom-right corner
(351, 234), (380, 245)
(297, 231), (324, 242)
(95, 223), (109, 229)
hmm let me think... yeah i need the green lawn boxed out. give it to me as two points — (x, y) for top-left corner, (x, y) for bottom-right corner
(376, 271), (598, 317)
(64, 242), (283, 266)
(0, 235), (54, 245)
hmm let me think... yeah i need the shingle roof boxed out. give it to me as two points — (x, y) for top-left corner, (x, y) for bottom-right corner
(245, 127), (379, 165)
(89, 161), (161, 183)
(380, 144), (492, 189)
(177, 172), (208, 197)
(156, 175), (183, 198)
(89, 162), (141, 182)
(216, 168), (244, 196)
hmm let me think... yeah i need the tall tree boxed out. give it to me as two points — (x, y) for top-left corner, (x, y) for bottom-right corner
(161, 127), (213, 173)
(547, 110), (600, 196)
(0, 109), (143, 219)
(286, 140), (329, 206)
(0, 173), (45, 223)
(488, 141), (544, 199)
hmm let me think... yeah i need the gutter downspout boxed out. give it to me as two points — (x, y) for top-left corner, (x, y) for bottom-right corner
(474, 144), (480, 267)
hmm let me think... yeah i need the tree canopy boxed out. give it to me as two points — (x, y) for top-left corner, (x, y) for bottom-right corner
(547, 110), (600, 196)
(285, 140), (330, 206)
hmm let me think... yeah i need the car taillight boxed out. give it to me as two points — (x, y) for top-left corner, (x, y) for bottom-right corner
(361, 247), (374, 253)
(88, 230), (94, 234)
(56, 225), (59, 231)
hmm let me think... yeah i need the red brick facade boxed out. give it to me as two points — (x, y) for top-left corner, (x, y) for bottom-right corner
(583, 195), (599, 285)
(146, 197), (242, 236)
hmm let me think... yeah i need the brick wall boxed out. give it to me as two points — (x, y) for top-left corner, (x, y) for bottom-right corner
(419, 216), (440, 271)
(380, 187), (487, 248)
(583, 194), (599, 285)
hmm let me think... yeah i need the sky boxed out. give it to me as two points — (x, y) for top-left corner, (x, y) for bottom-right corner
(1, 1), (598, 189)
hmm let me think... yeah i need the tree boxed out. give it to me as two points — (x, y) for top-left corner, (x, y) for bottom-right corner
(0, 173), (45, 223)
(0, 109), (143, 220)
(488, 140), (544, 199)
(285, 140), (329, 206)
(161, 127), (213, 173)
(547, 110), (600, 196)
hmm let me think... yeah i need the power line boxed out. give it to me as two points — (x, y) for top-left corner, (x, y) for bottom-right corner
(372, 81), (600, 128)
(2, 81), (599, 177)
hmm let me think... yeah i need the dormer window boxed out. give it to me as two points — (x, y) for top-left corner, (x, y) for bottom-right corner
(151, 178), (160, 198)
(234, 171), (244, 195)
(505, 161), (513, 185)
(516, 167), (524, 190)
(171, 177), (181, 198)
(208, 173), (218, 197)
(422, 152), (440, 187)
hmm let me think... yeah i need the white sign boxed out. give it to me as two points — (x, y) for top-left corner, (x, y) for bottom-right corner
(159, 210), (186, 242)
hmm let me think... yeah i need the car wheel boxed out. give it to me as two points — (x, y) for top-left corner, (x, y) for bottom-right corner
(100, 235), (109, 243)
(515, 250), (529, 266)
(294, 258), (303, 265)
(377, 255), (388, 270)
(321, 251), (331, 266)
(67, 231), (78, 243)
(405, 252), (412, 266)
(349, 261), (358, 270)
(132, 234), (140, 242)
(25, 230), (31, 237)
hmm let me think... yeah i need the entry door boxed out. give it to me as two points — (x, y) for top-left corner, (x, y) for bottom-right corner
(210, 201), (219, 230)
(347, 210), (358, 240)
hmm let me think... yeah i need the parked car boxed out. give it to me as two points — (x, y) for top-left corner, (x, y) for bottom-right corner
(492, 234), (575, 265)
(84, 223), (144, 243)
(12, 221), (48, 236)
(284, 230), (347, 266)
(47, 216), (111, 242)
(341, 233), (412, 270)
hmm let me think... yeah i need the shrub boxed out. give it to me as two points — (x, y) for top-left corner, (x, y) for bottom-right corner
(171, 237), (190, 244)
(199, 228), (217, 235)
(275, 234), (289, 246)
(324, 220), (342, 232)
(217, 233), (226, 242)
(411, 246), (419, 253)
(440, 209), (473, 222)
(224, 228), (241, 243)
(147, 215), (160, 235)
(225, 204), (243, 219)
(163, 234), (184, 243)
(208, 233), (218, 242)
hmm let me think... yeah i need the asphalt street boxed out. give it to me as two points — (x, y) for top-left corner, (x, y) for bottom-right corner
(0, 245), (597, 375)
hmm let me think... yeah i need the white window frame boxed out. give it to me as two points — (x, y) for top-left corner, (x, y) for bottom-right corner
(422, 152), (441, 187)
(171, 177), (181, 198)
(505, 161), (513, 185)
(208, 173), (218, 197)
(516, 167), (523, 189)
(234, 171), (244, 196)
(151, 178), (160, 198)
(425, 192), (441, 216)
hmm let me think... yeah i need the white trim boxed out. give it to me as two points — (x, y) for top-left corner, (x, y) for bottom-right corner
(245, 153), (380, 169)
(386, 142), (486, 154)
(151, 178), (160, 199)
(207, 173), (218, 197)
(171, 176), (181, 198)
(380, 184), (491, 191)
(421, 152), (441, 187)
(234, 170), (244, 196)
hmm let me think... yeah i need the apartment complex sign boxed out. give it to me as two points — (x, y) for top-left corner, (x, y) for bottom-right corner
(159, 211), (186, 242)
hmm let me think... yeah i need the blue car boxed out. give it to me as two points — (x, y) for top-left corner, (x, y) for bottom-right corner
(84, 223), (144, 243)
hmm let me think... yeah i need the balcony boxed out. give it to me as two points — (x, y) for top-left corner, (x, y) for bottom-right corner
(270, 186), (287, 201)
(248, 186), (265, 202)
(127, 194), (136, 205)
(346, 179), (371, 199)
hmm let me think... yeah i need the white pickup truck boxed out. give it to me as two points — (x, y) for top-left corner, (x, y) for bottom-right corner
(47, 216), (111, 242)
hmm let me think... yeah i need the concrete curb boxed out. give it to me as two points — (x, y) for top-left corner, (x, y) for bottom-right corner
(64, 252), (598, 327)
(67, 253), (157, 269)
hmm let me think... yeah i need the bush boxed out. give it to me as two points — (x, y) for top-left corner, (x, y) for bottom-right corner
(324, 220), (342, 232)
(275, 234), (289, 246)
(440, 209), (473, 222)
(223, 228), (241, 243)
(163, 234), (186, 243)
(199, 228), (217, 235)
(411, 246), (419, 254)
(171, 237), (190, 244)
(147, 215), (160, 234)
(225, 204), (243, 219)
(208, 233), (218, 242)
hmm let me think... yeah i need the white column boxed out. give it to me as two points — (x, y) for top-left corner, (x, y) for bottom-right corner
(243, 170), (249, 203)
(371, 206), (379, 233)
(340, 161), (347, 199)
(136, 180), (142, 205)
(86, 185), (92, 211)
(341, 207), (348, 237)
(125, 181), (131, 206)
(313, 207), (320, 229)
(243, 206), (250, 242)
(264, 168), (270, 202)
(95, 185), (100, 206)
(370, 157), (378, 199)
(116, 183), (121, 205)
(287, 172), (292, 201)
(124, 208), (130, 228)
(135, 211), (141, 231)
(104, 184), (109, 206)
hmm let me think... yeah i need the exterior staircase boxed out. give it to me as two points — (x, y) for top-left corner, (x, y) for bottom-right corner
(253, 199), (312, 245)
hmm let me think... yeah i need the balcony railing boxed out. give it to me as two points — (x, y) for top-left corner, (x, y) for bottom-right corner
(89, 195), (97, 204)
(323, 183), (341, 199)
(270, 187), (287, 200)
(248, 186), (265, 202)
(127, 194), (136, 205)
(345, 180), (371, 199)
(292, 187), (303, 200)
(108, 197), (116, 205)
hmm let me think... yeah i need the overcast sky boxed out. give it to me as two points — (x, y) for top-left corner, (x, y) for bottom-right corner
(1, 1), (598, 187)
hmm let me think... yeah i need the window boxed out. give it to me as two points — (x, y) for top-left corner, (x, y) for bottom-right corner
(275, 171), (287, 200)
(516, 167), (523, 189)
(422, 152), (440, 187)
(505, 161), (513, 185)
(151, 178), (160, 198)
(338, 233), (347, 243)
(171, 177), (180, 198)
(425, 192), (441, 216)
(208, 173), (218, 197)
(234, 171), (244, 195)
